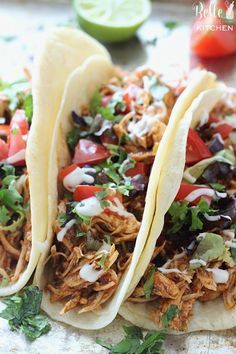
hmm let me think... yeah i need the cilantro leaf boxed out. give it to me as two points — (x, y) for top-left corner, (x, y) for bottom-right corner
(2, 165), (15, 176)
(66, 127), (81, 151)
(57, 212), (68, 226)
(209, 183), (226, 192)
(0, 205), (10, 225)
(95, 189), (110, 208)
(161, 305), (179, 328)
(144, 266), (155, 299)
(0, 188), (23, 211)
(97, 106), (117, 122)
(164, 21), (179, 30)
(24, 94), (33, 123)
(96, 326), (165, 354)
(97, 253), (108, 268)
(168, 199), (215, 234)
(90, 89), (102, 116)
(0, 286), (51, 340)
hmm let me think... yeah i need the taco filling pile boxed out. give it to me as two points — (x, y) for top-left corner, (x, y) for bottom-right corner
(45, 67), (185, 315)
(0, 79), (33, 287)
(127, 88), (236, 331)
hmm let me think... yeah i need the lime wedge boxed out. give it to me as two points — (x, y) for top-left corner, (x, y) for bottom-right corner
(74, 0), (152, 43)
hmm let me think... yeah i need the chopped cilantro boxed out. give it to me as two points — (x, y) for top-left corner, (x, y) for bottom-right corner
(144, 266), (155, 299)
(2, 165), (15, 176)
(104, 234), (111, 245)
(89, 89), (119, 122)
(90, 89), (102, 116)
(161, 305), (179, 328)
(164, 21), (179, 30)
(97, 253), (108, 268)
(168, 199), (215, 233)
(96, 325), (165, 354)
(76, 213), (91, 225)
(66, 127), (81, 151)
(95, 189), (110, 208)
(0, 205), (10, 225)
(0, 286), (51, 340)
(23, 94), (33, 123)
(209, 183), (226, 192)
(57, 212), (68, 226)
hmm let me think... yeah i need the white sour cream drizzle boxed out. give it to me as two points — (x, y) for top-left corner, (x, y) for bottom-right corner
(79, 264), (103, 283)
(63, 167), (95, 192)
(128, 102), (167, 140)
(203, 214), (221, 221)
(108, 198), (133, 218)
(207, 268), (229, 284)
(57, 219), (76, 242)
(3, 149), (26, 164)
(189, 259), (207, 266)
(74, 196), (103, 217)
(185, 188), (215, 203)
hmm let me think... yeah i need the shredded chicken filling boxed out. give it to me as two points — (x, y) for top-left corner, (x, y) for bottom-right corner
(0, 175), (31, 285)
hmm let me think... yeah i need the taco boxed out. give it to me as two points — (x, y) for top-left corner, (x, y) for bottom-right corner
(0, 28), (110, 296)
(119, 79), (236, 332)
(34, 50), (218, 330)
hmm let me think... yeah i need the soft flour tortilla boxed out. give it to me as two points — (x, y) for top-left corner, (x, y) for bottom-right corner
(119, 86), (236, 333)
(34, 57), (219, 329)
(0, 28), (110, 297)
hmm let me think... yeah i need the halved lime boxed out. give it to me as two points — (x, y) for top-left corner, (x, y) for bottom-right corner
(74, 0), (152, 43)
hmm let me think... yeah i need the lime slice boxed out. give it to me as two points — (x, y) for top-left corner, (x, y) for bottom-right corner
(74, 0), (152, 43)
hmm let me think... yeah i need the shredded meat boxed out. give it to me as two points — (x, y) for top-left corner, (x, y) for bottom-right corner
(0, 175), (32, 285)
(46, 202), (140, 314)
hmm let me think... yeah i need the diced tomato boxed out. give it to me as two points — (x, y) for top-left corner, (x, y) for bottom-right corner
(73, 139), (109, 167)
(0, 125), (10, 137)
(186, 128), (212, 165)
(59, 164), (78, 181)
(8, 128), (26, 165)
(101, 95), (112, 107)
(73, 185), (122, 212)
(10, 109), (29, 135)
(122, 93), (131, 113)
(0, 139), (8, 160)
(125, 162), (149, 177)
(73, 185), (103, 202)
(191, 1), (236, 58)
(175, 183), (213, 206)
(208, 116), (219, 125)
(213, 123), (233, 139)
